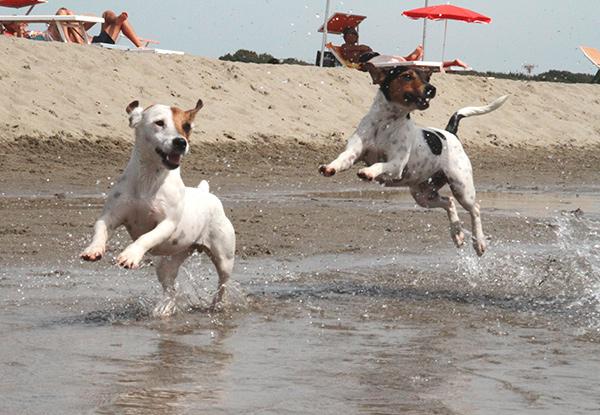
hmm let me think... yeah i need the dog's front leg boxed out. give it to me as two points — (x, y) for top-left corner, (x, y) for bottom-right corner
(81, 213), (120, 261)
(117, 220), (177, 269)
(357, 152), (410, 182)
(319, 134), (364, 177)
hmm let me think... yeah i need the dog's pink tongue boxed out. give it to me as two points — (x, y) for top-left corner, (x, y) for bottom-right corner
(167, 153), (181, 165)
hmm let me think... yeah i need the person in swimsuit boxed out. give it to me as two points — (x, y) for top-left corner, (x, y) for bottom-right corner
(339, 26), (468, 70)
(1, 22), (27, 37)
(48, 7), (143, 47)
(339, 27), (425, 65)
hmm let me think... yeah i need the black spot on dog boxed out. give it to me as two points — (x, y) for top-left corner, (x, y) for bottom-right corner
(445, 113), (465, 136)
(171, 239), (178, 246)
(429, 171), (448, 189)
(422, 129), (445, 155)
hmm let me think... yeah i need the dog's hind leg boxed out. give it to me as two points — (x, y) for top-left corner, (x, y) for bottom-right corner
(410, 184), (465, 248)
(202, 217), (236, 309)
(153, 250), (190, 317)
(447, 176), (486, 257)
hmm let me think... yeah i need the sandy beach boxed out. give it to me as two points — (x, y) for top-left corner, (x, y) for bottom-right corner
(1, 37), (600, 414)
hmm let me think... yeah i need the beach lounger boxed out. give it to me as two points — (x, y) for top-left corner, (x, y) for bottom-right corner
(325, 42), (361, 69)
(326, 42), (471, 73)
(0, 14), (103, 42)
(367, 54), (445, 71)
(95, 42), (184, 55)
(580, 46), (600, 68)
(580, 46), (600, 84)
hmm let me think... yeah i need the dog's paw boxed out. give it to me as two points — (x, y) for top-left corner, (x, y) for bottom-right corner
(474, 239), (486, 257)
(116, 245), (145, 269)
(80, 246), (105, 261)
(319, 165), (336, 177)
(357, 169), (375, 181)
(152, 294), (182, 318)
(449, 222), (465, 247)
(452, 231), (465, 248)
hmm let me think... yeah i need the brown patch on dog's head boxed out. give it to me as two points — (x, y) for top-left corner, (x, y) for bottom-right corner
(364, 64), (435, 110)
(171, 99), (203, 138)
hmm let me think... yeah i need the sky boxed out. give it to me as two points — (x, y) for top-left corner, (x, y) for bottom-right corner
(20, 0), (600, 74)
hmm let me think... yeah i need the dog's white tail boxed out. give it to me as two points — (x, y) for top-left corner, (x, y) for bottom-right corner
(198, 180), (210, 193)
(445, 95), (509, 135)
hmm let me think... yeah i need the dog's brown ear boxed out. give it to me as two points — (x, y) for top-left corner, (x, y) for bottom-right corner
(422, 69), (433, 82)
(126, 100), (143, 128)
(126, 100), (140, 115)
(363, 63), (387, 85)
(186, 99), (203, 120)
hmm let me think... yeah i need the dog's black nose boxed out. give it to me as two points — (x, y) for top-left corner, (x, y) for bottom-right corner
(172, 137), (187, 152)
(424, 84), (436, 98)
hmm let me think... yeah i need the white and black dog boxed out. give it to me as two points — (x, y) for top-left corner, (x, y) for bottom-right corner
(320, 64), (508, 256)
(81, 99), (235, 316)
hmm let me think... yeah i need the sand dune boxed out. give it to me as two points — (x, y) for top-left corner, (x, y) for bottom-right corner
(1, 36), (599, 152)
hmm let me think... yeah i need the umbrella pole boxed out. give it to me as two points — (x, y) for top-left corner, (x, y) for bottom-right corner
(421, 0), (428, 60)
(319, 0), (331, 67)
(441, 19), (448, 62)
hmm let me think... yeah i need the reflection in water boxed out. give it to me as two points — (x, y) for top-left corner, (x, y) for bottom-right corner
(1, 192), (600, 414)
(99, 321), (235, 414)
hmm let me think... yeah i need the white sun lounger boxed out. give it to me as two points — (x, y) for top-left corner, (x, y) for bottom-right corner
(95, 42), (184, 55)
(368, 54), (445, 70)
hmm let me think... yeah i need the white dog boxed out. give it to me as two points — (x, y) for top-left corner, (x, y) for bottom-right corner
(81, 99), (235, 315)
(320, 64), (508, 256)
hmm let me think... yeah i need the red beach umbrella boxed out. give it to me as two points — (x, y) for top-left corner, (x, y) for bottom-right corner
(0, 0), (46, 8)
(403, 4), (491, 24)
(0, 0), (47, 14)
(403, 3), (491, 60)
(317, 12), (366, 35)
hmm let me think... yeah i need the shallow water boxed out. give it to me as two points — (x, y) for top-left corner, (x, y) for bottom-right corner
(1, 187), (600, 414)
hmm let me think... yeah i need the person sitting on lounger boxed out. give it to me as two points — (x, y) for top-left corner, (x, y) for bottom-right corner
(48, 7), (143, 47)
(1, 21), (27, 37)
(339, 27), (424, 65)
(339, 26), (469, 69)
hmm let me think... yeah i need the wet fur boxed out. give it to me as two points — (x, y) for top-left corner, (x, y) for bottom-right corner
(320, 67), (508, 256)
(81, 100), (235, 316)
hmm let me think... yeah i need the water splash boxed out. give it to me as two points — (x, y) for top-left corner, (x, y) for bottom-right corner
(455, 212), (600, 329)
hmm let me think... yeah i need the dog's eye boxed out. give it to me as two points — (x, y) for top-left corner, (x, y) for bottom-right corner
(403, 74), (413, 81)
(154, 120), (165, 127)
(182, 122), (191, 134)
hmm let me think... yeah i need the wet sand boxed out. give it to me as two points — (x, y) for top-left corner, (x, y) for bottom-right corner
(2, 145), (600, 414)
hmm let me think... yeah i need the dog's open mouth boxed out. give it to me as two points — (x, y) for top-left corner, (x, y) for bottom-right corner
(403, 93), (431, 110)
(416, 98), (431, 110)
(155, 148), (183, 170)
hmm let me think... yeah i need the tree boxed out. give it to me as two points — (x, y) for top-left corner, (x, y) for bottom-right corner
(219, 49), (309, 66)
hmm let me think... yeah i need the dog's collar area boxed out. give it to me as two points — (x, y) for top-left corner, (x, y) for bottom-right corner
(155, 148), (181, 170)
